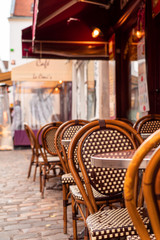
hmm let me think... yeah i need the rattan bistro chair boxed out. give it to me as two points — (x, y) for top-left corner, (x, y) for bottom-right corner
(33, 122), (59, 181)
(133, 114), (160, 134)
(68, 120), (148, 240)
(143, 135), (160, 240)
(124, 129), (160, 240)
(55, 119), (89, 234)
(55, 120), (72, 176)
(24, 123), (41, 181)
(37, 121), (63, 197)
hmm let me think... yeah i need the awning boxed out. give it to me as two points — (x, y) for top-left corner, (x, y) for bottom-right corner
(11, 59), (72, 82)
(22, 26), (64, 59)
(33, 0), (115, 31)
(31, 0), (117, 59)
(22, 26), (38, 58)
(0, 72), (12, 86)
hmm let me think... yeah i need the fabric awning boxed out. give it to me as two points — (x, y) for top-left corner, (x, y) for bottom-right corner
(0, 72), (12, 86)
(30, 0), (117, 59)
(22, 26), (64, 59)
(11, 59), (72, 82)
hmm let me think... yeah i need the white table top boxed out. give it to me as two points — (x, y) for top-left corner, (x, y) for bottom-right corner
(91, 149), (154, 169)
(140, 133), (151, 139)
(61, 139), (71, 146)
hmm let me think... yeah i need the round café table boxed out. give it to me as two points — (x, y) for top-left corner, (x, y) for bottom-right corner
(91, 149), (154, 169)
(140, 133), (151, 140)
(61, 139), (71, 146)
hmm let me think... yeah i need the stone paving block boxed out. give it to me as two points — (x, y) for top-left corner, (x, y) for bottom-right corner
(20, 212), (41, 217)
(0, 233), (10, 240)
(6, 216), (28, 222)
(3, 205), (18, 209)
(21, 226), (46, 234)
(0, 230), (21, 238)
(13, 232), (40, 240)
(4, 224), (32, 231)
(44, 233), (69, 240)
(29, 213), (49, 219)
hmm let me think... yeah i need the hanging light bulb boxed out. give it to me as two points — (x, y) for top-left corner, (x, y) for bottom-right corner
(92, 28), (101, 38)
(136, 30), (142, 39)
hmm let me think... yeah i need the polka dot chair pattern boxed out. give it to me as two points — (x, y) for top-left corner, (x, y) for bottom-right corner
(62, 125), (83, 172)
(127, 235), (156, 240)
(133, 114), (160, 135)
(86, 207), (151, 240)
(80, 128), (133, 196)
(138, 120), (160, 134)
(70, 184), (107, 201)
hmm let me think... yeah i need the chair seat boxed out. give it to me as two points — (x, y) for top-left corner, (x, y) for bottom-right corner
(38, 156), (60, 163)
(61, 172), (83, 184)
(69, 184), (107, 201)
(86, 207), (151, 240)
(127, 234), (156, 240)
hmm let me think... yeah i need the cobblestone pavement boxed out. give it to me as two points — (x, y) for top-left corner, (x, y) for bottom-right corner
(0, 149), (82, 240)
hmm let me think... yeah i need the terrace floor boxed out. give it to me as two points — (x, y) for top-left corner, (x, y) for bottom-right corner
(0, 148), (83, 240)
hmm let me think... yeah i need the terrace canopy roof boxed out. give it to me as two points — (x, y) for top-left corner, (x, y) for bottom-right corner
(24, 0), (120, 59)
(23, 0), (141, 59)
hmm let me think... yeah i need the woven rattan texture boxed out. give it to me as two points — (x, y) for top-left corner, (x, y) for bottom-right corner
(81, 129), (134, 195)
(139, 120), (160, 133)
(56, 129), (62, 152)
(86, 207), (150, 240)
(44, 128), (57, 154)
(63, 125), (83, 171)
(127, 234), (156, 240)
(63, 125), (82, 139)
(70, 184), (106, 201)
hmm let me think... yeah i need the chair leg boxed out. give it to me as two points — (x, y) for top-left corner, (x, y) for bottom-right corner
(63, 183), (68, 234)
(41, 167), (46, 198)
(33, 155), (39, 181)
(28, 154), (34, 178)
(39, 165), (42, 193)
(84, 207), (89, 240)
(71, 195), (77, 240)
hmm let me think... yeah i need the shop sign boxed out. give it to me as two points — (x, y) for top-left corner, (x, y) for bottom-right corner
(152, 0), (160, 17)
(11, 59), (72, 82)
